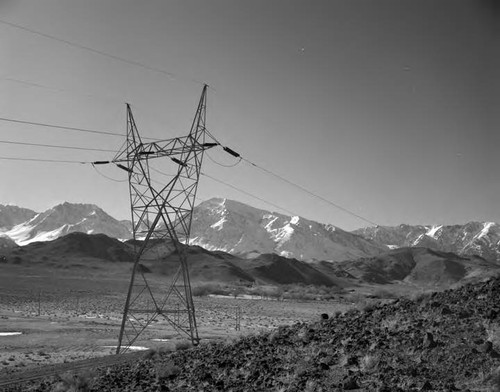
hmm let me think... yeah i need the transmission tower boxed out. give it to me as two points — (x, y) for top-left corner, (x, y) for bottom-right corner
(115, 85), (216, 354)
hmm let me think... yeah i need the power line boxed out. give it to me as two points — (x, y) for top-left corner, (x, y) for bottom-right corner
(149, 163), (296, 216)
(0, 117), (123, 137)
(0, 139), (117, 153)
(0, 19), (203, 86)
(0, 156), (88, 164)
(207, 141), (381, 227)
(1, 76), (127, 106)
(200, 172), (297, 217)
(92, 164), (128, 183)
(0, 116), (158, 141)
(241, 157), (379, 227)
(205, 150), (242, 168)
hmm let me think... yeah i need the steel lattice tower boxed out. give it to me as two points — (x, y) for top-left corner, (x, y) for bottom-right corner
(115, 85), (215, 354)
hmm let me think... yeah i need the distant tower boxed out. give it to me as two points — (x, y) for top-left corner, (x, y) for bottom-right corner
(115, 85), (215, 354)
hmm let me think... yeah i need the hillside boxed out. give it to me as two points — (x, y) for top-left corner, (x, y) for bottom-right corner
(2, 232), (499, 292)
(24, 276), (500, 392)
(0, 202), (132, 245)
(334, 247), (499, 287)
(0, 204), (37, 230)
(4, 232), (134, 263)
(190, 198), (385, 262)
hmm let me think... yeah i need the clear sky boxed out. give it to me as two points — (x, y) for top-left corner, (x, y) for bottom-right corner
(1, 0), (498, 230)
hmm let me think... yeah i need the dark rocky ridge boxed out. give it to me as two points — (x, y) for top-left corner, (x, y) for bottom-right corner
(26, 276), (500, 391)
(355, 222), (500, 263)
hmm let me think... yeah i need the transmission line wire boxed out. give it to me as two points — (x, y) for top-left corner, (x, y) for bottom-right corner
(0, 19), (203, 86)
(0, 156), (88, 164)
(200, 172), (297, 217)
(0, 76), (126, 106)
(0, 139), (116, 153)
(0, 116), (158, 141)
(92, 164), (128, 183)
(204, 138), (381, 227)
(240, 157), (379, 227)
(205, 150), (242, 168)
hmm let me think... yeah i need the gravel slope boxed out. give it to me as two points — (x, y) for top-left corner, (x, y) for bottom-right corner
(23, 277), (500, 391)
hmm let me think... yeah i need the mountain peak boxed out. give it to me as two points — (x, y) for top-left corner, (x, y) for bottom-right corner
(191, 197), (385, 261)
(0, 202), (132, 246)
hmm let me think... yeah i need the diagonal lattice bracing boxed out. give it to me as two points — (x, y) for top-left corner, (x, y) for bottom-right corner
(115, 85), (215, 354)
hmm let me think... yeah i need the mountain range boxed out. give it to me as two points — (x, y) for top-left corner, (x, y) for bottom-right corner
(2, 231), (498, 289)
(0, 202), (131, 246)
(354, 222), (500, 263)
(0, 198), (499, 264)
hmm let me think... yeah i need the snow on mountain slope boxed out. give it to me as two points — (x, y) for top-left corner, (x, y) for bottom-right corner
(1, 202), (132, 245)
(354, 222), (500, 263)
(0, 204), (37, 230)
(189, 198), (385, 262)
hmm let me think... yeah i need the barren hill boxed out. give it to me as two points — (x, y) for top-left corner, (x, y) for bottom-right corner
(24, 276), (500, 392)
(334, 247), (499, 287)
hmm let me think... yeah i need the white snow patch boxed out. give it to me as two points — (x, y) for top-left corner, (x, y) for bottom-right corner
(273, 224), (294, 247)
(279, 250), (293, 258)
(210, 217), (226, 231)
(477, 222), (495, 239)
(387, 245), (399, 250)
(0, 332), (22, 336)
(263, 216), (278, 232)
(6, 224), (68, 246)
(103, 345), (149, 351)
(426, 225), (442, 239)
(290, 216), (299, 225)
(412, 234), (424, 246)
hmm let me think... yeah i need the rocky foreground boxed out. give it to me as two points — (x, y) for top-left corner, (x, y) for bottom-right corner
(27, 278), (500, 391)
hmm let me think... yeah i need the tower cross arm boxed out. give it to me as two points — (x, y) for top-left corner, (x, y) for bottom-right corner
(114, 136), (217, 163)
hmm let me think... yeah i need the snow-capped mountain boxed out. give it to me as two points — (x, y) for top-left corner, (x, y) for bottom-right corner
(0, 204), (37, 230)
(354, 222), (500, 263)
(189, 198), (386, 262)
(0, 202), (132, 245)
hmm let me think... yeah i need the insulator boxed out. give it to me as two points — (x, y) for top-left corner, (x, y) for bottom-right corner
(139, 151), (155, 155)
(223, 146), (240, 158)
(116, 163), (133, 173)
(92, 161), (110, 165)
(171, 157), (187, 167)
(203, 143), (218, 148)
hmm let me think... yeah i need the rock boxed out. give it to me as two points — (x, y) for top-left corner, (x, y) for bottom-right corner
(479, 341), (492, 353)
(423, 332), (437, 349)
(320, 313), (329, 320)
(342, 376), (359, 390)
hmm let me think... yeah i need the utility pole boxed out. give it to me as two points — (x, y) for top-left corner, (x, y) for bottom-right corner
(115, 85), (216, 354)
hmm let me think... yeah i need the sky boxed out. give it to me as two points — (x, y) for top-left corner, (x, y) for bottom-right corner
(0, 0), (499, 231)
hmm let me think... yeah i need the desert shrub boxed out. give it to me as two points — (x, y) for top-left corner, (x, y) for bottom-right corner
(280, 284), (340, 301)
(174, 340), (192, 351)
(191, 283), (229, 296)
(372, 288), (396, 299)
(155, 360), (181, 381)
(358, 299), (379, 313)
(360, 354), (380, 373)
(485, 321), (500, 350)
(409, 290), (434, 304)
(51, 370), (95, 392)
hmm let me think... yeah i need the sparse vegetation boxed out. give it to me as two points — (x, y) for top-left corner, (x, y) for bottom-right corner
(51, 370), (95, 392)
